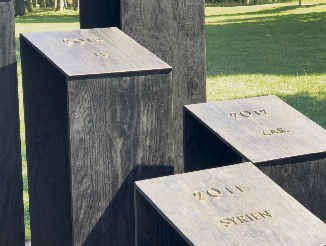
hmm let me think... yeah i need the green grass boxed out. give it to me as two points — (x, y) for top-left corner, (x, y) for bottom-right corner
(15, 8), (80, 241)
(15, 3), (326, 241)
(206, 2), (326, 127)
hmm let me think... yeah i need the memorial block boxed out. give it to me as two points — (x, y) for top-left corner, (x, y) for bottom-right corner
(21, 27), (173, 246)
(184, 95), (326, 222)
(135, 162), (326, 246)
(0, 0), (25, 245)
(80, 0), (207, 173)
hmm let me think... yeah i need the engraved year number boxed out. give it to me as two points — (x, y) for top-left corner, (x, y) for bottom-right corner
(230, 109), (270, 120)
(193, 185), (243, 201)
(63, 38), (104, 45)
(63, 37), (108, 58)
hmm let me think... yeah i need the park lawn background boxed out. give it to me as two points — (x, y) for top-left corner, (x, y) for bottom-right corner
(206, 1), (326, 127)
(15, 2), (326, 241)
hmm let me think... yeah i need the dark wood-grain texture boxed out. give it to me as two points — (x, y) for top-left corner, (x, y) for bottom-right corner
(21, 28), (171, 77)
(0, 1), (25, 245)
(79, 0), (120, 29)
(135, 189), (189, 246)
(21, 28), (174, 246)
(184, 96), (326, 222)
(135, 163), (326, 246)
(80, 0), (206, 174)
(21, 36), (72, 246)
(68, 73), (173, 246)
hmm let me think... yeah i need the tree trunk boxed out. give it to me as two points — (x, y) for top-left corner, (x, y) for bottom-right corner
(299, 0), (302, 7)
(14, 0), (25, 15)
(26, 0), (33, 11)
(39, 0), (46, 8)
(48, 0), (55, 7)
(32, 0), (37, 8)
(74, 0), (79, 10)
(55, 0), (59, 10)
(55, 0), (65, 11)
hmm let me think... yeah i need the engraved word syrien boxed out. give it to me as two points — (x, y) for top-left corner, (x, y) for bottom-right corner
(193, 186), (273, 228)
(220, 210), (272, 227)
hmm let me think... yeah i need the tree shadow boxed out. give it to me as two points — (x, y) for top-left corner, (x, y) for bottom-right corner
(206, 11), (326, 76)
(211, 10), (326, 24)
(278, 92), (326, 128)
(15, 38), (21, 63)
(206, 4), (323, 18)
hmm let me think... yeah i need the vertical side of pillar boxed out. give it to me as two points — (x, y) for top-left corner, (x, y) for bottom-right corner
(79, 0), (120, 29)
(21, 37), (72, 246)
(121, 0), (206, 173)
(79, 0), (207, 173)
(68, 72), (174, 246)
(0, 1), (25, 245)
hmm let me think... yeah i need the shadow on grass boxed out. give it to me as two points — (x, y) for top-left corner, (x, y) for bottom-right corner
(16, 38), (21, 63)
(278, 92), (326, 128)
(206, 11), (326, 76)
(206, 4), (323, 18)
(209, 10), (326, 24)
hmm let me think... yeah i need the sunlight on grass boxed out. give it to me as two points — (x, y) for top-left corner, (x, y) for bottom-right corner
(207, 74), (326, 126)
(206, 3), (326, 130)
(206, 3), (326, 25)
(21, 142), (30, 241)
(207, 74), (326, 99)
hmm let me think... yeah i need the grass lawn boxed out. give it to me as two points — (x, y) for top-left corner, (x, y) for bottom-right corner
(15, 2), (326, 241)
(206, 2), (326, 127)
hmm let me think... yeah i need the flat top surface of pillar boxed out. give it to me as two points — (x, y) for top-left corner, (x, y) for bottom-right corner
(135, 162), (326, 246)
(20, 27), (172, 77)
(184, 95), (326, 163)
